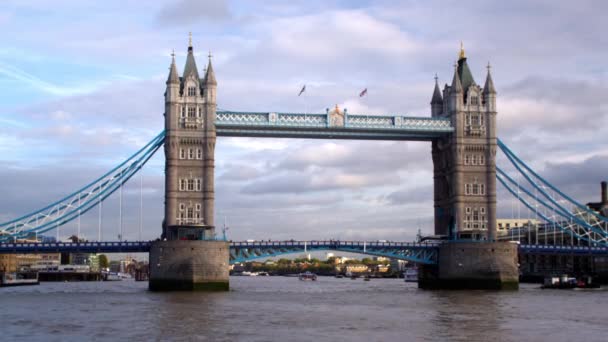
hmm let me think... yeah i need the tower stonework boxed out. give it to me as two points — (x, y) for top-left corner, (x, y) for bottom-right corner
(150, 39), (229, 291)
(422, 47), (518, 290)
(431, 49), (497, 242)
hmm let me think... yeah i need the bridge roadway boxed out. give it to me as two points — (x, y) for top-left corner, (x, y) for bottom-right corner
(1, 241), (607, 265)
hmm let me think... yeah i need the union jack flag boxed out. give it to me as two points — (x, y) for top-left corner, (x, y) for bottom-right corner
(359, 88), (368, 97)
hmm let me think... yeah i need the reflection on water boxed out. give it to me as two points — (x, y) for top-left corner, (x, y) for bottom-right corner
(1, 277), (607, 341)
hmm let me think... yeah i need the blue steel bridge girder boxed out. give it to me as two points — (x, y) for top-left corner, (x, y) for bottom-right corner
(215, 111), (453, 141)
(228, 241), (439, 265)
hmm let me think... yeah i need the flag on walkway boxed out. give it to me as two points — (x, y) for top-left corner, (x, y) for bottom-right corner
(298, 85), (306, 96)
(359, 88), (368, 97)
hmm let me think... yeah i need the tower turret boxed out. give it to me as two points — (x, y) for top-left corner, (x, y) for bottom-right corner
(431, 74), (443, 117)
(483, 62), (497, 112)
(449, 63), (463, 111)
(165, 51), (180, 102)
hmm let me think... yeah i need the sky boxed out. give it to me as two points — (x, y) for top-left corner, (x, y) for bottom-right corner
(0, 0), (607, 242)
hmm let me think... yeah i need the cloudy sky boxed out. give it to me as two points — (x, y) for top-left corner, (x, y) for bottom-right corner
(0, 0), (607, 242)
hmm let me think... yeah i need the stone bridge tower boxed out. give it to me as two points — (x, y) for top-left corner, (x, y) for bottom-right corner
(163, 36), (217, 241)
(422, 46), (517, 290)
(150, 36), (228, 292)
(431, 45), (497, 242)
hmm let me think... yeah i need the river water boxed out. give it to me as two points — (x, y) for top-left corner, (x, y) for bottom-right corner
(1, 277), (607, 341)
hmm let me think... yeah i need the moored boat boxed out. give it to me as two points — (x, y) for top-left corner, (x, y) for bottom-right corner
(404, 267), (418, 283)
(0, 271), (39, 287)
(298, 271), (317, 281)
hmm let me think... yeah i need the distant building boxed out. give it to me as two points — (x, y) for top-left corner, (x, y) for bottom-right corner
(390, 259), (407, 272)
(0, 254), (41, 273)
(344, 264), (369, 274)
(373, 256), (389, 262)
(497, 219), (539, 232)
(586, 181), (608, 216)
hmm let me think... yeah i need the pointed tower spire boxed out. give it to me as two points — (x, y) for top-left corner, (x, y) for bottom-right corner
(204, 51), (217, 86)
(183, 33), (199, 80)
(167, 49), (180, 84)
(483, 62), (496, 95)
(451, 63), (463, 93)
(431, 73), (443, 105)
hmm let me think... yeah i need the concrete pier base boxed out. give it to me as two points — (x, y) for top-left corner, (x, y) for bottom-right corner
(419, 241), (519, 290)
(149, 240), (229, 291)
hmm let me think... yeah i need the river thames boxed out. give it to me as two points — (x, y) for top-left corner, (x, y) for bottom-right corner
(1, 277), (607, 341)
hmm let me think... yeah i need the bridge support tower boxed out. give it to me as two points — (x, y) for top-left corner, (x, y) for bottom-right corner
(425, 46), (518, 289)
(150, 37), (229, 291)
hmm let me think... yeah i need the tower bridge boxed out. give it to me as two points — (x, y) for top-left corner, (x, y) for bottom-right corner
(2, 39), (608, 290)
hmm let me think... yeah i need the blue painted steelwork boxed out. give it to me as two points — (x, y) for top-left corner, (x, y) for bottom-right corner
(216, 110), (453, 141)
(0, 132), (166, 242)
(497, 139), (608, 246)
(229, 241), (439, 265)
(518, 244), (608, 255)
(0, 241), (152, 254)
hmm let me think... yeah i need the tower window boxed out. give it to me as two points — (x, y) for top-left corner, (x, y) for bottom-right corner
(188, 87), (196, 96)
(195, 203), (201, 211)
(179, 179), (186, 191)
(181, 106), (185, 118)
(479, 155), (486, 165)
(187, 208), (194, 219)
(187, 179), (195, 191)
(197, 107), (202, 118)
(470, 96), (479, 105)
(197, 148), (202, 160)
(464, 154), (470, 165)
(188, 148), (194, 159)
(471, 155), (478, 165)
(179, 148), (185, 159)
(195, 179), (202, 191)
(188, 107), (196, 118)
(465, 184), (472, 195)
(179, 203), (185, 211)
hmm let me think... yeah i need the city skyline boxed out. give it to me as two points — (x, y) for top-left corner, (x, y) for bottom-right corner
(1, 0), (607, 242)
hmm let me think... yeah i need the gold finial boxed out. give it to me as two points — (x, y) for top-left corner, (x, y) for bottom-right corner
(335, 104), (340, 112)
(188, 32), (192, 47)
(459, 41), (465, 59)
(208, 50), (213, 60)
(487, 61), (491, 72)
(434, 73), (438, 83)
(171, 49), (175, 59)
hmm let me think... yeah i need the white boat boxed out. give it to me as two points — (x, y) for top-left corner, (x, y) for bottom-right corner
(298, 271), (317, 281)
(404, 267), (418, 283)
(0, 272), (39, 287)
(103, 272), (122, 281)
